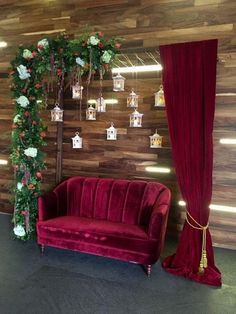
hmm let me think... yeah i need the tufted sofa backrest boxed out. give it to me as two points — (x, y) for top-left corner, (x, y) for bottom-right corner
(54, 177), (169, 226)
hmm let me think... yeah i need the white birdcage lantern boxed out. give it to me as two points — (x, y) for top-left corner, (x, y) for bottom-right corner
(86, 105), (96, 120)
(149, 130), (163, 148)
(50, 103), (63, 122)
(112, 73), (125, 91)
(127, 89), (139, 108)
(72, 83), (83, 100)
(129, 109), (143, 127)
(72, 132), (82, 149)
(106, 122), (117, 140)
(155, 84), (165, 107)
(96, 96), (106, 112)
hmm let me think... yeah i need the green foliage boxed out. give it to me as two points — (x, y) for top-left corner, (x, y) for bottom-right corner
(10, 32), (120, 240)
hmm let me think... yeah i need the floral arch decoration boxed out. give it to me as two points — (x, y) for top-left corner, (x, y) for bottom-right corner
(10, 32), (121, 240)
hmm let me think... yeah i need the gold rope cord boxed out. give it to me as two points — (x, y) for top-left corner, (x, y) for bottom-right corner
(185, 210), (209, 274)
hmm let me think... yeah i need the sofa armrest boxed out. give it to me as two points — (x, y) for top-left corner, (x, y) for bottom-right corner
(38, 191), (58, 221)
(148, 202), (170, 260)
(148, 203), (170, 239)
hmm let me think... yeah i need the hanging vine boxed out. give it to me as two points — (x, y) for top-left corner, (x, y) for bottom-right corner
(10, 32), (121, 240)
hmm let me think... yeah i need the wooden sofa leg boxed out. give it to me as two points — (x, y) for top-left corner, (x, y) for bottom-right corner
(145, 264), (152, 277)
(40, 244), (45, 255)
(143, 265), (152, 277)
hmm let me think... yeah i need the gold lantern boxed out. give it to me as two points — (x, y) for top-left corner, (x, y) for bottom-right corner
(129, 109), (143, 127)
(86, 105), (96, 120)
(155, 85), (165, 107)
(106, 122), (117, 140)
(149, 130), (163, 148)
(112, 73), (125, 92)
(50, 103), (63, 122)
(96, 96), (106, 112)
(127, 89), (139, 108)
(72, 132), (82, 149)
(72, 83), (83, 100)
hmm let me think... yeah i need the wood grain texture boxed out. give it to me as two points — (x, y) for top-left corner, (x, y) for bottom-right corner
(0, 0), (236, 248)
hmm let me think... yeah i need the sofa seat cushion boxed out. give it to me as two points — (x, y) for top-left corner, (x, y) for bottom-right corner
(37, 216), (158, 259)
(37, 216), (148, 240)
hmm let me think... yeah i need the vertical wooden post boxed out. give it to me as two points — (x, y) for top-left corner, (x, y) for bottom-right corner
(55, 81), (64, 184)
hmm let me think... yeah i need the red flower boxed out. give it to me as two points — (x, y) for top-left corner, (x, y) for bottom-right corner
(40, 131), (46, 138)
(28, 183), (35, 190)
(24, 111), (30, 117)
(12, 124), (17, 129)
(21, 210), (27, 215)
(37, 44), (44, 50)
(98, 42), (104, 49)
(98, 32), (104, 37)
(57, 69), (63, 76)
(115, 43), (121, 49)
(29, 96), (35, 101)
(19, 132), (25, 138)
(22, 180), (27, 185)
(32, 51), (37, 57)
(35, 83), (41, 89)
(21, 88), (27, 93)
(32, 120), (37, 125)
(36, 172), (42, 179)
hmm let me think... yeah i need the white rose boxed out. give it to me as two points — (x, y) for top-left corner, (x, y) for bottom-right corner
(37, 38), (49, 51)
(88, 36), (100, 46)
(23, 49), (33, 59)
(17, 65), (31, 80)
(13, 225), (26, 237)
(101, 50), (112, 63)
(13, 114), (21, 123)
(16, 95), (29, 108)
(17, 182), (23, 191)
(24, 147), (37, 158)
(75, 57), (85, 67)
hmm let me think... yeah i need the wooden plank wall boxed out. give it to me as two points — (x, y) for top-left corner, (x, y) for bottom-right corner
(0, 0), (236, 248)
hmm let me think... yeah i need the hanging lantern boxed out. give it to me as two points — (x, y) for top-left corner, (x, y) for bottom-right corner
(129, 109), (143, 127)
(154, 84), (165, 107)
(86, 105), (96, 120)
(112, 73), (125, 92)
(106, 122), (117, 140)
(96, 96), (106, 112)
(72, 132), (82, 149)
(72, 83), (83, 100)
(50, 103), (63, 122)
(149, 130), (163, 148)
(127, 89), (139, 108)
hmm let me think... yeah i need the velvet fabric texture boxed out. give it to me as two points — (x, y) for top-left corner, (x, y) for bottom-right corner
(37, 177), (171, 266)
(160, 39), (222, 286)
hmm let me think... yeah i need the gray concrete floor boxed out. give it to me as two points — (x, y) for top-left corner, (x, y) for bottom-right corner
(0, 213), (235, 314)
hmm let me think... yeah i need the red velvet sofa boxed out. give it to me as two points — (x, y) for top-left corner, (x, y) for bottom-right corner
(37, 176), (171, 275)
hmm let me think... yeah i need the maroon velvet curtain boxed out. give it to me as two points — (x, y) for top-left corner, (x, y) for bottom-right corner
(160, 39), (222, 286)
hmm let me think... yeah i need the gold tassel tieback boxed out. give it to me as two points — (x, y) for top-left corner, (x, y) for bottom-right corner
(186, 211), (209, 274)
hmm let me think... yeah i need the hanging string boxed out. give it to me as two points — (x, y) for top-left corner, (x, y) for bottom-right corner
(185, 209), (209, 274)
(99, 67), (103, 98)
(79, 69), (82, 121)
(87, 48), (93, 85)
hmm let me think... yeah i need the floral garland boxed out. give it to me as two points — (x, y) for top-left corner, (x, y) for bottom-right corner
(10, 32), (120, 240)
